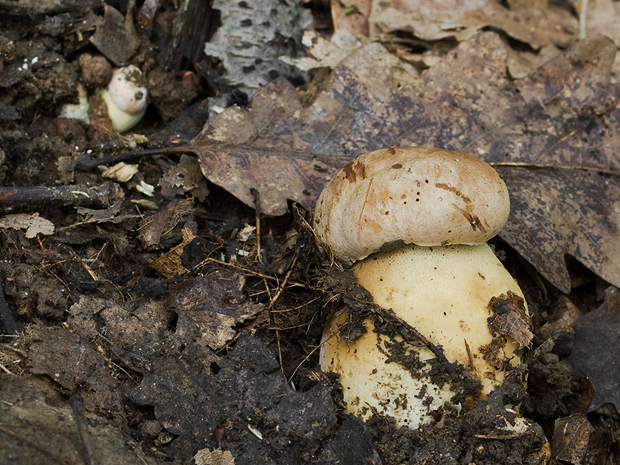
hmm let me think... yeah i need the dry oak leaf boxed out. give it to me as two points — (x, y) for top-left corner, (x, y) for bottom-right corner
(166, 271), (265, 350)
(331, 0), (372, 38)
(186, 32), (620, 292)
(569, 287), (620, 413)
(551, 414), (593, 464)
(27, 324), (124, 416)
(194, 449), (235, 465)
(0, 212), (54, 238)
(369, 0), (577, 49)
(572, 0), (620, 74)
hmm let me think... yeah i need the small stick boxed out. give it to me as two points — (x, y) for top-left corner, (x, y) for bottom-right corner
(276, 329), (284, 373)
(0, 361), (11, 374)
(136, 0), (160, 29)
(288, 331), (335, 382)
(580, 0), (589, 39)
(193, 256), (310, 289)
(68, 146), (189, 172)
(69, 395), (97, 465)
(268, 250), (299, 310)
(250, 188), (263, 264)
(464, 338), (475, 371)
(0, 184), (122, 210)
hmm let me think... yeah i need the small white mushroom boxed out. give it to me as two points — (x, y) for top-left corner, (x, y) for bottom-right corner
(98, 65), (148, 132)
(314, 147), (531, 429)
(59, 65), (148, 133)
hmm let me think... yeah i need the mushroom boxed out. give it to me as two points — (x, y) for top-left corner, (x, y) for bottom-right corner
(59, 65), (148, 133)
(98, 65), (148, 133)
(314, 147), (532, 429)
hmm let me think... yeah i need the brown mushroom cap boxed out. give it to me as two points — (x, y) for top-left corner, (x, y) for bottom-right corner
(314, 147), (510, 265)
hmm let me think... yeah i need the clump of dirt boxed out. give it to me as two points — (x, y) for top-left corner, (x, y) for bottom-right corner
(523, 339), (582, 422)
(1, 2), (619, 464)
(366, 387), (549, 465)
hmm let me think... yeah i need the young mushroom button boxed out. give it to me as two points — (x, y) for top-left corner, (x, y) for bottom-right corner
(98, 65), (148, 133)
(315, 147), (532, 430)
(59, 65), (148, 133)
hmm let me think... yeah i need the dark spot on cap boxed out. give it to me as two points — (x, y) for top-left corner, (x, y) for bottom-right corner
(343, 160), (367, 183)
(392, 163), (403, 169)
(455, 205), (487, 233)
(435, 182), (472, 203)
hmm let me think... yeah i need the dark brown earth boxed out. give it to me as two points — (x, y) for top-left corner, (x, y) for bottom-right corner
(0, 2), (618, 465)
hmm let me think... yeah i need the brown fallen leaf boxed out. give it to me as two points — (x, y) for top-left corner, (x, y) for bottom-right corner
(191, 78), (341, 215)
(166, 271), (265, 350)
(572, 0), (620, 73)
(487, 291), (533, 348)
(159, 154), (210, 201)
(331, 0), (372, 38)
(27, 324), (124, 416)
(194, 448), (235, 465)
(0, 212), (54, 238)
(369, 0), (577, 49)
(90, 3), (140, 66)
(568, 287), (620, 413)
(148, 226), (196, 278)
(551, 413), (593, 464)
(139, 197), (195, 248)
(178, 32), (620, 292)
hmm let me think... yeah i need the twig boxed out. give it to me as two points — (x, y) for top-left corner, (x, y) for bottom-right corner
(365, 302), (458, 373)
(288, 332), (335, 382)
(69, 145), (352, 173)
(268, 250), (299, 373)
(393, 314), (457, 373)
(0, 361), (12, 374)
(250, 188), (263, 264)
(474, 432), (525, 440)
(68, 247), (99, 282)
(68, 146), (189, 172)
(0, 184), (123, 210)
(268, 251), (299, 310)
(69, 395), (97, 465)
(193, 256), (311, 289)
(489, 161), (620, 178)
(580, 0), (589, 39)
(464, 338), (475, 371)
(136, 0), (160, 29)
(276, 328), (283, 373)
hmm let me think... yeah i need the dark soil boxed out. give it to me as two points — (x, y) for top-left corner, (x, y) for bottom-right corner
(0, 2), (618, 465)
